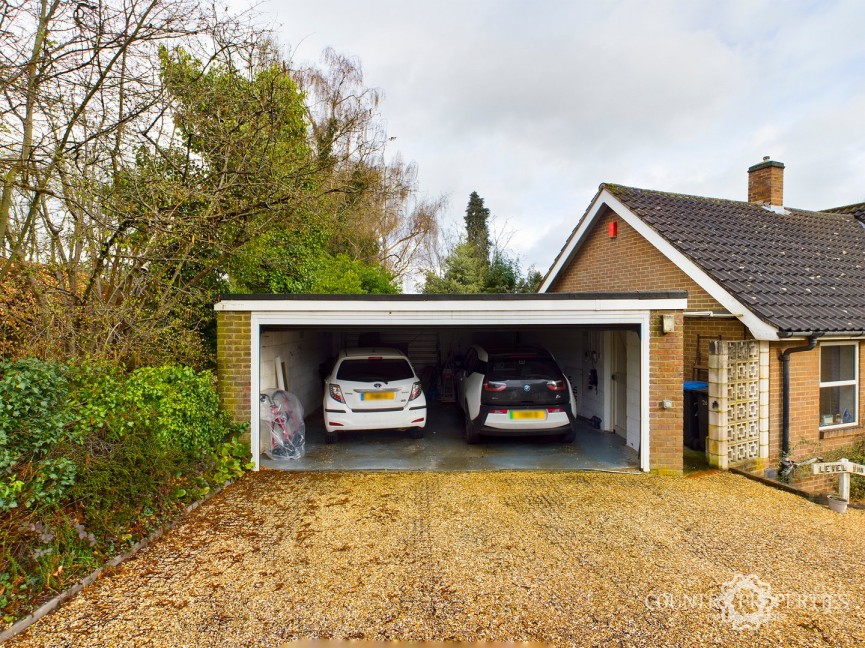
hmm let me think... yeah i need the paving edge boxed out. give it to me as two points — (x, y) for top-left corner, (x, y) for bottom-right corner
(0, 479), (237, 644)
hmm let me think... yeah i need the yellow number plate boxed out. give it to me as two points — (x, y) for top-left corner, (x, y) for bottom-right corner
(510, 410), (545, 420)
(361, 392), (395, 401)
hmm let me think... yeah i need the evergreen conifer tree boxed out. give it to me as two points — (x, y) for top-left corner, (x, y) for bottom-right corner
(464, 191), (491, 263)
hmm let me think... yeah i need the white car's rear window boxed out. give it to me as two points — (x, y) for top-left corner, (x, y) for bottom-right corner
(336, 358), (414, 382)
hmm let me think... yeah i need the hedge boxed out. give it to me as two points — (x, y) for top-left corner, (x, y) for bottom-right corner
(0, 358), (250, 627)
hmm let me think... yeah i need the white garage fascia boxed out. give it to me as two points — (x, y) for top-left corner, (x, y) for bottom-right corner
(539, 189), (780, 341)
(218, 296), (687, 324)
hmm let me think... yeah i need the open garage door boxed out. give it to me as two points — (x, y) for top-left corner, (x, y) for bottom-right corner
(215, 292), (689, 472)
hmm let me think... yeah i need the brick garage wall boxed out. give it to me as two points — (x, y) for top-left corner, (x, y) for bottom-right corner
(683, 318), (752, 381)
(216, 311), (252, 432)
(768, 340), (865, 493)
(547, 208), (714, 473)
(649, 310), (684, 474)
(550, 208), (723, 313)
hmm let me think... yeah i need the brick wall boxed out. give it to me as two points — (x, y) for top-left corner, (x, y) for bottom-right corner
(683, 318), (752, 381)
(768, 340), (865, 493)
(550, 208), (723, 313)
(648, 310), (685, 474)
(548, 210), (697, 474)
(216, 311), (252, 432)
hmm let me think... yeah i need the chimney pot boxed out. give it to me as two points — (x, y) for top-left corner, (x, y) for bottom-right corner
(748, 158), (785, 206)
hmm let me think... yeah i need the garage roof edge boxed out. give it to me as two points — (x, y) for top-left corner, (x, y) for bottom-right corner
(216, 290), (688, 302)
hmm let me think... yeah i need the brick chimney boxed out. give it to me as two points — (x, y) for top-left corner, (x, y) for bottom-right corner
(748, 156), (785, 206)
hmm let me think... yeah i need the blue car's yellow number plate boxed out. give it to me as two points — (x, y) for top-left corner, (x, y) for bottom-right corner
(509, 410), (545, 420)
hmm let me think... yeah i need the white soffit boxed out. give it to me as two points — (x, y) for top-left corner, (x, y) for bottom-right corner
(540, 189), (780, 341)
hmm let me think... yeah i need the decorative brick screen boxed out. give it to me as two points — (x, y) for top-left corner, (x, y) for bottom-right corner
(707, 340), (769, 469)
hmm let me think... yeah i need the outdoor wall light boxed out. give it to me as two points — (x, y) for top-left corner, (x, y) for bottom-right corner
(661, 314), (676, 334)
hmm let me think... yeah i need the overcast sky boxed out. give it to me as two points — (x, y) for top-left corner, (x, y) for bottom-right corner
(250, 0), (865, 277)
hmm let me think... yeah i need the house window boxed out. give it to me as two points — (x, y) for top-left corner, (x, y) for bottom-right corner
(819, 343), (858, 428)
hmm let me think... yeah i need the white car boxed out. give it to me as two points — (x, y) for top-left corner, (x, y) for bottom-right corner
(322, 348), (426, 443)
(456, 345), (577, 444)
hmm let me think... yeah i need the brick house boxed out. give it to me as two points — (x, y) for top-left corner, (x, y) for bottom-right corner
(541, 159), (865, 490)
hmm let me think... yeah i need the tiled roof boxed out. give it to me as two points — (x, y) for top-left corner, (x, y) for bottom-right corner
(827, 201), (865, 221)
(604, 184), (865, 334)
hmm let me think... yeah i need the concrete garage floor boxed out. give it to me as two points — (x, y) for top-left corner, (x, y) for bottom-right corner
(260, 401), (640, 472)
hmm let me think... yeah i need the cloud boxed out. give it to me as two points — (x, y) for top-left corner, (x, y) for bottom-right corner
(254, 0), (865, 275)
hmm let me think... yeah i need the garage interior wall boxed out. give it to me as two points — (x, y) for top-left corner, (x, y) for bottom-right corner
(523, 328), (641, 451)
(625, 331), (641, 450)
(258, 325), (641, 452)
(259, 329), (330, 412)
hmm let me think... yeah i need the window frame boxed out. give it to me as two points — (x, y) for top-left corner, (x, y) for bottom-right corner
(818, 341), (859, 430)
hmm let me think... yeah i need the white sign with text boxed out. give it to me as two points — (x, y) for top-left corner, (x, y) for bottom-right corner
(812, 459), (864, 503)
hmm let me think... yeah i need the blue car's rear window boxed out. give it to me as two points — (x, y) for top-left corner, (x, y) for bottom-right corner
(487, 357), (561, 381)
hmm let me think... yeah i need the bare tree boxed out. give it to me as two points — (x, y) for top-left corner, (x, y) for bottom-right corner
(298, 49), (443, 281)
(0, 4), (443, 364)
(0, 0), (267, 361)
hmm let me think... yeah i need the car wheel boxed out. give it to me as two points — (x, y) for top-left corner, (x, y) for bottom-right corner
(409, 427), (424, 440)
(560, 423), (576, 443)
(464, 408), (480, 445)
(324, 430), (337, 444)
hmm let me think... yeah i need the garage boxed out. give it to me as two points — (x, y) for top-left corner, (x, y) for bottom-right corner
(214, 292), (688, 473)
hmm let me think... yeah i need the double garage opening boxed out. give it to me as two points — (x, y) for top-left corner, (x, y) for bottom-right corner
(215, 292), (689, 473)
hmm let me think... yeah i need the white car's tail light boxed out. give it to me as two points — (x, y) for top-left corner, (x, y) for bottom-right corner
(328, 383), (345, 403)
(409, 381), (423, 401)
(483, 380), (507, 392)
(546, 379), (566, 391)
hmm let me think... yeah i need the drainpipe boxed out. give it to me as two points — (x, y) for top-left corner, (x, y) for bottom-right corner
(778, 333), (823, 480)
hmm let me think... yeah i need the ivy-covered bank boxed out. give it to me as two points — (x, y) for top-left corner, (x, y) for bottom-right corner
(0, 359), (251, 626)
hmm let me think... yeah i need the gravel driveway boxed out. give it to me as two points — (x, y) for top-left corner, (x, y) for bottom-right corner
(10, 471), (865, 647)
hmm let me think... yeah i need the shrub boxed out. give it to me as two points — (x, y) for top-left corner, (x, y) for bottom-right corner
(65, 361), (125, 442)
(0, 264), (53, 360)
(64, 417), (199, 545)
(0, 359), (249, 627)
(124, 365), (234, 455)
(0, 359), (75, 512)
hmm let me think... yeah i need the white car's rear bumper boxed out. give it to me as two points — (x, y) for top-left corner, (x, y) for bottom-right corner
(324, 402), (427, 432)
